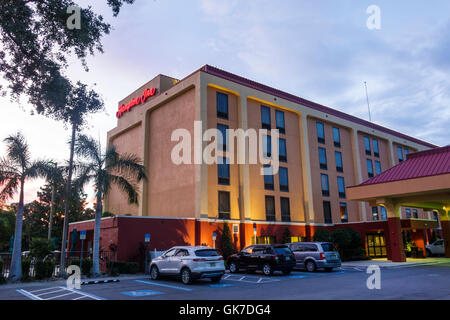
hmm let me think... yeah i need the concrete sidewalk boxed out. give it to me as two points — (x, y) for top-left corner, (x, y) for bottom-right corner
(341, 257), (449, 269)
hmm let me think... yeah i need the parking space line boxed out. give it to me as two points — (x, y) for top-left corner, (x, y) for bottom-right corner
(134, 280), (193, 291)
(46, 292), (77, 300)
(16, 289), (43, 300)
(29, 287), (61, 294)
(61, 286), (106, 300)
(38, 289), (66, 296)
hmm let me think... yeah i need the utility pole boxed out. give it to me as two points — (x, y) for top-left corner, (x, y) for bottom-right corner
(47, 162), (57, 241)
(364, 81), (372, 122)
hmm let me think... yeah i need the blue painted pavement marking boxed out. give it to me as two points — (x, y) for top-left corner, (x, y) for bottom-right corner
(134, 280), (193, 291)
(286, 275), (311, 279)
(208, 283), (235, 288)
(16, 289), (43, 300)
(121, 290), (164, 297)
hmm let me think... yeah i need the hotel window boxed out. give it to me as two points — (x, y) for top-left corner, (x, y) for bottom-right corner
(333, 127), (341, 148)
(217, 92), (228, 119)
(316, 122), (325, 144)
(323, 201), (332, 224)
(217, 123), (228, 152)
(367, 159), (374, 178)
(375, 161), (382, 175)
(263, 135), (272, 158)
(335, 151), (343, 173)
(380, 206), (387, 220)
(337, 176), (346, 199)
(281, 197), (291, 222)
(279, 167), (289, 192)
(261, 106), (271, 130)
(275, 110), (285, 134)
(364, 137), (371, 155)
(404, 148), (409, 159)
(278, 138), (287, 162)
(319, 147), (327, 170)
(265, 196), (276, 221)
(405, 208), (411, 219)
(373, 139), (380, 157)
(321, 174), (330, 197)
(397, 146), (404, 162)
(217, 157), (230, 185)
(372, 207), (379, 221)
(413, 209), (418, 219)
(263, 165), (274, 190)
(433, 211), (439, 221)
(340, 202), (348, 223)
(218, 191), (230, 219)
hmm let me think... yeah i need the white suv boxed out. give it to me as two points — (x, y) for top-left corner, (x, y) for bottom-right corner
(149, 246), (225, 285)
(426, 240), (445, 257)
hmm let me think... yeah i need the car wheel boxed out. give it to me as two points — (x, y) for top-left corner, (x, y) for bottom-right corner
(282, 269), (291, 275)
(262, 263), (273, 276)
(229, 261), (238, 273)
(305, 260), (316, 272)
(324, 267), (333, 272)
(150, 265), (159, 280)
(211, 276), (222, 283)
(181, 268), (192, 285)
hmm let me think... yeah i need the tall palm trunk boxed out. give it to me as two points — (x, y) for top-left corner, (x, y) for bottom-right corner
(9, 179), (25, 281)
(47, 182), (56, 240)
(91, 193), (103, 277)
(59, 123), (76, 276)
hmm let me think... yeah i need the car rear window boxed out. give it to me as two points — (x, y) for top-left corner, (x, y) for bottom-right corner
(195, 249), (219, 257)
(321, 243), (337, 252)
(274, 247), (292, 255)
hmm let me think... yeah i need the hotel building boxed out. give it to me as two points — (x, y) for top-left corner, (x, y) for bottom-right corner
(69, 65), (442, 264)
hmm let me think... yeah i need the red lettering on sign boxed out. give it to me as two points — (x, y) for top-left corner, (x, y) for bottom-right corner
(116, 88), (157, 118)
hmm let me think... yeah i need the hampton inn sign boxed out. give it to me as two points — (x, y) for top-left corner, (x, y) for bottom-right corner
(116, 87), (157, 118)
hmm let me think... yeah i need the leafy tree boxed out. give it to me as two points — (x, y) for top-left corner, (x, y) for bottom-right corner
(0, 209), (15, 251)
(75, 134), (146, 276)
(102, 211), (115, 217)
(0, 132), (52, 281)
(29, 238), (53, 260)
(220, 222), (234, 260)
(313, 228), (332, 242)
(330, 229), (352, 258)
(0, 0), (134, 115)
(281, 227), (292, 244)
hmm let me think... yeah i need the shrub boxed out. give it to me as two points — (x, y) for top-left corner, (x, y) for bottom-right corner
(70, 258), (93, 276)
(313, 228), (332, 242)
(30, 238), (52, 260)
(107, 261), (139, 275)
(281, 227), (292, 244)
(22, 258), (32, 280)
(35, 259), (56, 280)
(331, 229), (352, 257)
(220, 222), (234, 260)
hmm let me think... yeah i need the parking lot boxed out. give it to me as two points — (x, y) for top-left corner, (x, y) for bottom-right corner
(2, 260), (449, 300)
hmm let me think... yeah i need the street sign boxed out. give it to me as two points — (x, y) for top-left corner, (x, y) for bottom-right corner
(80, 230), (86, 240)
(212, 232), (217, 241)
(145, 233), (150, 243)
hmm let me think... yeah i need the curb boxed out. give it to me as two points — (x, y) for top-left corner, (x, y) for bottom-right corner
(81, 279), (120, 285)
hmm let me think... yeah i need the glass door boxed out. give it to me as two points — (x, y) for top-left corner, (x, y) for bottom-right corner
(366, 233), (387, 257)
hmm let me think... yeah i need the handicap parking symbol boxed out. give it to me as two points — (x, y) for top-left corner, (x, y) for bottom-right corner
(121, 290), (164, 297)
(208, 283), (234, 288)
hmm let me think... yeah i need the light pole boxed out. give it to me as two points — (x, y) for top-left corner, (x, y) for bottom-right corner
(47, 161), (57, 241)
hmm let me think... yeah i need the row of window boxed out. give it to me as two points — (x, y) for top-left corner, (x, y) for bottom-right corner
(316, 121), (341, 147)
(319, 148), (343, 172)
(261, 106), (286, 134)
(367, 159), (382, 178)
(323, 201), (348, 224)
(364, 137), (380, 157)
(262, 135), (287, 161)
(405, 208), (419, 219)
(265, 196), (291, 222)
(372, 206), (388, 221)
(321, 174), (346, 199)
(263, 166), (289, 191)
(397, 146), (409, 162)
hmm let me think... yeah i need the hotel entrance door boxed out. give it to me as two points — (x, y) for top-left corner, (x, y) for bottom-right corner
(366, 233), (387, 257)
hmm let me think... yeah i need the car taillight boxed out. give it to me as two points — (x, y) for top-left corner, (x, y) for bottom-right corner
(273, 254), (279, 261)
(193, 258), (207, 262)
(217, 257), (224, 261)
(320, 253), (325, 260)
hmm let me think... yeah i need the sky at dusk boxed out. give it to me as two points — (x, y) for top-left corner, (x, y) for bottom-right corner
(1, 0), (449, 205)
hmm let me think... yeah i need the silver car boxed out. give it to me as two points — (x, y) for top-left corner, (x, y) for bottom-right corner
(286, 242), (342, 272)
(426, 239), (445, 256)
(149, 246), (225, 285)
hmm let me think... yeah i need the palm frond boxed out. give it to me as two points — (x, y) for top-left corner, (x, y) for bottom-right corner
(3, 132), (30, 170)
(0, 157), (20, 183)
(109, 174), (139, 204)
(23, 160), (53, 180)
(0, 176), (20, 202)
(109, 153), (147, 182)
(72, 162), (93, 193)
(104, 145), (118, 167)
(75, 134), (101, 164)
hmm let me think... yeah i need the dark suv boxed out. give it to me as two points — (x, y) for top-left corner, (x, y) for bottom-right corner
(227, 244), (296, 276)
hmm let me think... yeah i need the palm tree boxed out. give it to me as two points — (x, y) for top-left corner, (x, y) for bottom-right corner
(75, 134), (146, 276)
(45, 162), (64, 240)
(0, 132), (51, 281)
